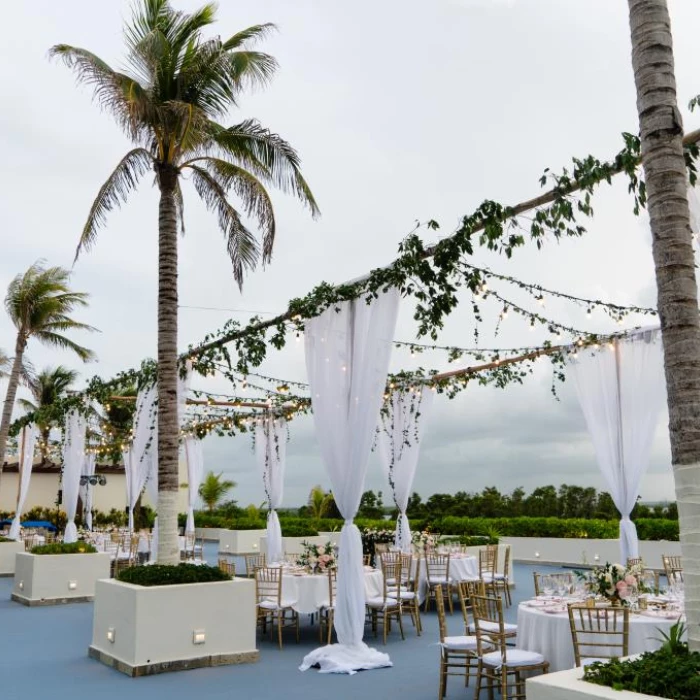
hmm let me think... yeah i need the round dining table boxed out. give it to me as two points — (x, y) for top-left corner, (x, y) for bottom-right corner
(517, 600), (684, 671)
(282, 568), (384, 615)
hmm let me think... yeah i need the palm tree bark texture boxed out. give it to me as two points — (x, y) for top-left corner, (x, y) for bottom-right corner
(627, 0), (700, 649)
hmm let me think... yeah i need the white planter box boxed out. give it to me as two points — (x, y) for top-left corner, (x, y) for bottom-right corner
(12, 552), (111, 606)
(526, 664), (662, 700)
(0, 541), (25, 576)
(503, 537), (681, 568)
(89, 577), (258, 676)
(261, 534), (332, 556)
(217, 529), (266, 555)
(194, 527), (221, 542)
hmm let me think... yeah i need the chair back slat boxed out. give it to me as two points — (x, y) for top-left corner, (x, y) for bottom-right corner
(568, 604), (629, 667)
(426, 554), (450, 583)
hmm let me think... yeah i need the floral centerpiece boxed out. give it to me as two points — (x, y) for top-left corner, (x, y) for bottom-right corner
(581, 562), (640, 605)
(296, 541), (336, 573)
(411, 529), (438, 551)
(360, 527), (394, 565)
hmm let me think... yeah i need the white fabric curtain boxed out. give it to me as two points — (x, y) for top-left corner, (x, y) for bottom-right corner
(185, 437), (205, 534)
(124, 385), (158, 531)
(63, 410), (87, 543)
(9, 425), (38, 540)
(378, 387), (434, 552)
(79, 452), (97, 530)
(255, 417), (287, 564)
(569, 329), (665, 563)
(300, 288), (399, 674)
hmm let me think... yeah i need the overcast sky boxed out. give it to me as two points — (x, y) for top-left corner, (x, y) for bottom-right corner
(1, 0), (699, 508)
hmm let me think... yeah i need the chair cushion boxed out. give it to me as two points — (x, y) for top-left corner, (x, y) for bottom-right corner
(366, 596), (399, 609)
(493, 573), (506, 580)
(443, 635), (478, 651)
(482, 649), (545, 668)
(258, 599), (297, 610)
(428, 576), (451, 585)
(470, 621), (518, 634)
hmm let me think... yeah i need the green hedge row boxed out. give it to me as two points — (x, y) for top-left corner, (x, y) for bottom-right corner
(188, 514), (679, 541)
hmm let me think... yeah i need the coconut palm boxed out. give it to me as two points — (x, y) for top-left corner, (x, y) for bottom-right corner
(307, 485), (332, 520)
(0, 263), (95, 488)
(198, 471), (236, 511)
(18, 366), (79, 462)
(627, 0), (700, 649)
(51, 0), (318, 564)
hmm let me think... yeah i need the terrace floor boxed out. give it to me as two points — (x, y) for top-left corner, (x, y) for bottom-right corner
(0, 543), (563, 699)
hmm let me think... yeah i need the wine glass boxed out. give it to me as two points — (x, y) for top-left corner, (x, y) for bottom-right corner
(542, 576), (555, 598)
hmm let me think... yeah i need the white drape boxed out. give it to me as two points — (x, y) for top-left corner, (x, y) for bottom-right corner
(300, 288), (399, 674)
(63, 410), (87, 543)
(255, 417), (287, 564)
(185, 437), (205, 534)
(124, 385), (158, 531)
(9, 425), (38, 540)
(79, 452), (97, 530)
(569, 329), (665, 563)
(378, 387), (434, 552)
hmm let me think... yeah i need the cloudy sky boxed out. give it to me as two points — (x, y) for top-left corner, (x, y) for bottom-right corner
(1, 0), (699, 508)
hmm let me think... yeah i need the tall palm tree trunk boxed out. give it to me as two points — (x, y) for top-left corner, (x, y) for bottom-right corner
(156, 166), (181, 565)
(0, 335), (27, 492)
(627, 0), (700, 650)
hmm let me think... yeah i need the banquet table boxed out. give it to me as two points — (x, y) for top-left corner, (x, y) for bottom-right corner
(281, 569), (383, 615)
(517, 601), (684, 672)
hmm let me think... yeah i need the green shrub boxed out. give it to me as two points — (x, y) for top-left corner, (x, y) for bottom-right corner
(31, 542), (97, 555)
(280, 523), (319, 537)
(117, 563), (230, 586)
(0, 536), (14, 543)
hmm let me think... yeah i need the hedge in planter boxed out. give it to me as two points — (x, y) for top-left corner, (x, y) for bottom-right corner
(117, 563), (230, 587)
(31, 542), (97, 555)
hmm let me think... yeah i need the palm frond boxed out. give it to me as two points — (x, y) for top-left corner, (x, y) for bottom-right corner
(76, 148), (154, 259)
(18, 398), (38, 413)
(187, 164), (259, 288)
(49, 44), (152, 141)
(210, 120), (319, 217)
(186, 157), (276, 262)
(174, 179), (186, 235)
(222, 24), (277, 51)
(32, 332), (96, 363)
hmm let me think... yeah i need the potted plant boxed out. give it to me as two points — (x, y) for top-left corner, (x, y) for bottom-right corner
(89, 563), (258, 676)
(0, 536), (25, 577)
(12, 541), (110, 606)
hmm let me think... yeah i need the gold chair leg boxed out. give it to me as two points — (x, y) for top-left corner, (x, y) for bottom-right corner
(439, 656), (447, 699)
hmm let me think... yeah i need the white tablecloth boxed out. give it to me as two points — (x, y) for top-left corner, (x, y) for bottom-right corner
(517, 603), (684, 671)
(282, 570), (383, 615)
(449, 555), (479, 581)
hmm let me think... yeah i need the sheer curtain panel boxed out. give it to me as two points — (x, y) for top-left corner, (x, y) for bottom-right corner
(255, 417), (287, 564)
(63, 410), (87, 543)
(9, 425), (38, 540)
(185, 437), (205, 534)
(378, 387), (434, 552)
(299, 288), (399, 674)
(569, 329), (665, 562)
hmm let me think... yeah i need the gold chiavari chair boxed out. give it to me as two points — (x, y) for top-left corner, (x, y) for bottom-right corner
(662, 554), (683, 583)
(434, 584), (480, 698)
(425, 553), (452, 613)
(388, 553), (421, 635)
(23, 534), (38, 551)
(128, 534), (141, 565)
(244, 552), (267, 578)
(217, 558), (236, 578)
(181, 532), (196, 561)
(457, 579), (485, 636)
(255, 566), (299, 649)
(532, 571), (574, 597)
(478, 547), (499, 599)
(319, 568), (337, 644)
(626, 557), (643, 568)
(367, 558), (405, 644)
(113, 558), (132, 578)
(492, 545), (512, 607)
(568, 604), (629, 667)
(472, 594), (549, 700)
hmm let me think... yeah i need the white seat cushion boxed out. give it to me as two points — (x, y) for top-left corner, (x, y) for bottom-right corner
(482, 649), (545, 668)
(493, 573), (506, 580)
(366, 596), (399, 609)
(428, 577), (451, 585)
(443, 635), (478, 651)
(258, 599), (297, 610)
(387, 588), (416, 600)
(470, 621), (517, 634)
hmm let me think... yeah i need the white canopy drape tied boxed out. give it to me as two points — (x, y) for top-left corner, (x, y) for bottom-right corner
(255, 417), (287, 564)
(378, 387), (434, 553)
(300, 288), (399, 674)
(569, 329), (665, 563)
(184, 436), (205, 534)
(63, 410), (87, 543)
(9, 425), (38, 540)
(80, 452), (97, 530)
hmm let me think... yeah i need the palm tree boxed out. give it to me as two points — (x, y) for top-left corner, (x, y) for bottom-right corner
(18, 366), (78, 462)
(198, 471), (236, 511)
(626, 0), (700, 649)
(307, 485), (332, 520)
(51, 0), (318, 564)
(0, 263), (95, 489)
